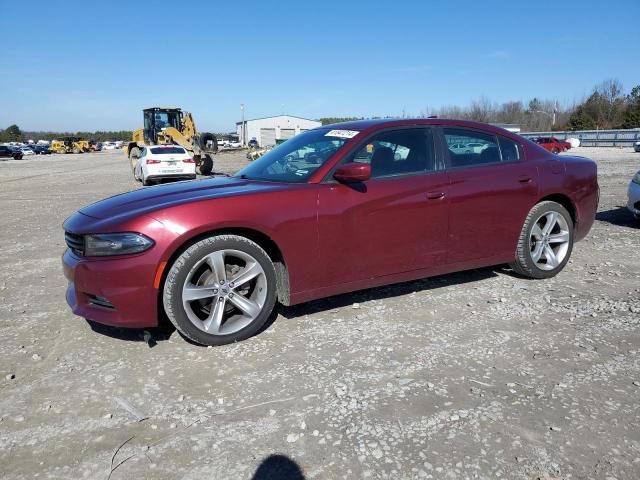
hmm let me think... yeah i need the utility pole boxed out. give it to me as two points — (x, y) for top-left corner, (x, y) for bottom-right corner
(240, 103), (245, 146)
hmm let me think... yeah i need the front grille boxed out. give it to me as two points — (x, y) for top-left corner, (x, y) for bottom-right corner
(64, 232), (84, 256)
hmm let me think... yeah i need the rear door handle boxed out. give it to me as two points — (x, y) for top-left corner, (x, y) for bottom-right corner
(427, 191), (445, 200)
(518, 176), (532, 183)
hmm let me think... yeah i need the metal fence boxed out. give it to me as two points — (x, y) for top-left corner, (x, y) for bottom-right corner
(519, 129), (640, 147)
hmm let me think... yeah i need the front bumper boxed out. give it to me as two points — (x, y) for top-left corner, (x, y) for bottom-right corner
(62, 249), (160, 328)
(628, 181), (640, 218)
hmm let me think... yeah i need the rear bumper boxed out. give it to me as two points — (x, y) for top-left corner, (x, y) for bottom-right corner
(147, 174), (196, 182)
(62, 249), (160, 328)
(574, 181), (599, 242)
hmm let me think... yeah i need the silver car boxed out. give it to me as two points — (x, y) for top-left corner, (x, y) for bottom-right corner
(628, 169), (640, 220)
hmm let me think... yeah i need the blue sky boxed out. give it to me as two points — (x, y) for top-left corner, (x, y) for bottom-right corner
(1, 0), (639, 132)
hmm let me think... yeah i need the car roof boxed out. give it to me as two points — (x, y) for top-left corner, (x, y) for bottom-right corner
(318, 118), (522, 139)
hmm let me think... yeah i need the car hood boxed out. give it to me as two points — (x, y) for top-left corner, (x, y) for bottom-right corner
(79, 176), (290, 221)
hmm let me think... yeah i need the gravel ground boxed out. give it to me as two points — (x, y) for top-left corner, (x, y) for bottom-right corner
(0, 147), (639, 480)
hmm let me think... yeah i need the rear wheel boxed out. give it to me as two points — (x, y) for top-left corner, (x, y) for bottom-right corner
(510, 201), (573, 279)
(56, 148), (66, 154)
(129, 147), (141, 172)
(163, 235), (277, 346)
(72, 147), (81, 154)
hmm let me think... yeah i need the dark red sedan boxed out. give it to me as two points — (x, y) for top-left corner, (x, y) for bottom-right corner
(62, 119), (599, 346)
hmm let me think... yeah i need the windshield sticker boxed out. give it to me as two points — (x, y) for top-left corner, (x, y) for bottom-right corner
(325, 129), (359, 139)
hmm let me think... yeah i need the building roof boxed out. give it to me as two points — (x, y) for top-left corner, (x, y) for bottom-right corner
(236, 114), (320, 125)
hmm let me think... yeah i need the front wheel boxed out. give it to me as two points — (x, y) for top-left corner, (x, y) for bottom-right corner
(510, 201), (573, 279)
(163, 235), (277, 346)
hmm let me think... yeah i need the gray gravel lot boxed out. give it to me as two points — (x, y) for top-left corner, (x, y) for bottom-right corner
(0, 147), (639, 480)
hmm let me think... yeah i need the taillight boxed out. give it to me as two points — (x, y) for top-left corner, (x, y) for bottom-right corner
(183, 158), (195, 163)
(146, 159), (160, 164)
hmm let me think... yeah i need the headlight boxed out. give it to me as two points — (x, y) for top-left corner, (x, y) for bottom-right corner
(633, 171), (640, 185)
(85, 233), (154, 257)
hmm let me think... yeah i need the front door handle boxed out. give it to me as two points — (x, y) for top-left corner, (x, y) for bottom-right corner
(518, 176), (532, 183)
(427, 191), (445, 200)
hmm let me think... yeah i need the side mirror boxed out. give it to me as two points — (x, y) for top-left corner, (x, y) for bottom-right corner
(333, 162), (371, 182)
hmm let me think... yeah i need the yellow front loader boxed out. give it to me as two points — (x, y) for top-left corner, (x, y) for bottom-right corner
(125, 107), (218, 175)
(51, 137), (91, 154)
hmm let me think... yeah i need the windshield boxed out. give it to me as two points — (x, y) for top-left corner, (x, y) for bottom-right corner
(234, 128), (355, 182)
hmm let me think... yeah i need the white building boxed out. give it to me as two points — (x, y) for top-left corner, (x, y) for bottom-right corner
(236, 115), (322, 147)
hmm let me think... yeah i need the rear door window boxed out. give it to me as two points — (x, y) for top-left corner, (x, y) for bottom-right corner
(443, 128), (501, 168)
(498, 136), (522, 162)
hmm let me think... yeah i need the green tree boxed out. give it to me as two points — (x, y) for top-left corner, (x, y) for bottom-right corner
(567, 106), (596, 130)
(620, 85), (640, 129)
(0, 124), (24, 142)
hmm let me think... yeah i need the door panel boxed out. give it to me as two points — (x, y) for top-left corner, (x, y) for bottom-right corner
(317, 173), (449, 287)
(446, 162), (538, 263)
(440, 127), (539, 264)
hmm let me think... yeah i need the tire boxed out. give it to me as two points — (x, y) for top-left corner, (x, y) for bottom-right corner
(129, 147), (141, 172)
(196, 154), (213, 175)
(57, 148), (66, 154)
(510, 201), (574, 279)
(163, 235), (277, 346)
(199, 133), (218, 153)
(72, 147), (81, 154)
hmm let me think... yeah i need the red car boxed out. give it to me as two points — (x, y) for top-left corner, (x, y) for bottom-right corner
(62, 119), (598, 346)
(534, 136), (572, 153)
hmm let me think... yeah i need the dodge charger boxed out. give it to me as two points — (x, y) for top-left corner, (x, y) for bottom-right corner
(62, 119), (599, 346)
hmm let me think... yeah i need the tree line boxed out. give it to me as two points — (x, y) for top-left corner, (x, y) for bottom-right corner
(321, 79), (640, 132)
(0, 126), (134, 143)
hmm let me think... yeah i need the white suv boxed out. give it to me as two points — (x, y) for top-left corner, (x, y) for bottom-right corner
(134, 146), (196, 186)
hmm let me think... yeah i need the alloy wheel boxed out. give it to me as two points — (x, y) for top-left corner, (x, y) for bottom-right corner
(181, 249), (267, 335)
(529, 211), (570, 270)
